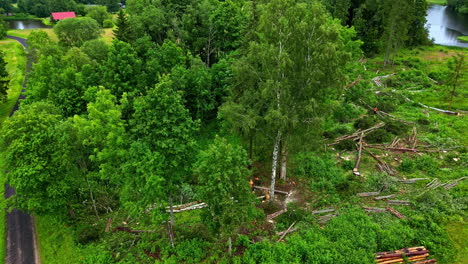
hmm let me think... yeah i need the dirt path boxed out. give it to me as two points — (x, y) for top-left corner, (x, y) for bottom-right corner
(4, 35), (41, 264)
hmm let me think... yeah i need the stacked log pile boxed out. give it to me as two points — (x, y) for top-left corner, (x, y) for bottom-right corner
(375, 246), (436, 263)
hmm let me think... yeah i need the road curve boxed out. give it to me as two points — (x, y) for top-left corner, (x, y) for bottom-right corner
(4, 35), (40, 264)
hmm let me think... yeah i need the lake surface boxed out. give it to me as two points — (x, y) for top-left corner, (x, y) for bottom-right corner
(426, 5), (468, 48)
(8, 19), (51, 30)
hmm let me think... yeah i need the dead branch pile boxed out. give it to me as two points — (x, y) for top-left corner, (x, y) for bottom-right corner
(375, 246), (435, 264)
(329, 122), (385, 146)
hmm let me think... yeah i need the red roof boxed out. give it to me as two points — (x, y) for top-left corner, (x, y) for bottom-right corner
(51, 12), (76, 20)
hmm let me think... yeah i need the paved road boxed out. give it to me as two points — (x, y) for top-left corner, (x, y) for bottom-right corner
(4, 35), (40, 264)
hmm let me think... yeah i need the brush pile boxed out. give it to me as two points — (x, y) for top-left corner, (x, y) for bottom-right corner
(375, 246), (436, 263)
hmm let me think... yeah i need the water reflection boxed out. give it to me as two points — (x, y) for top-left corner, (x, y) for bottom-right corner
(426, 5), (468, 48)
(8, 20), (51, 30)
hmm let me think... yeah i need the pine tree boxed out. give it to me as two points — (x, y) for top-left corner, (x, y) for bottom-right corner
(113, 9), (131, 42)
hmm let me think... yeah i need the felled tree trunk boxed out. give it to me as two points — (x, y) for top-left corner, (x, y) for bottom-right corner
(168, 196), (175, 248)
(270, 130), (282, 202)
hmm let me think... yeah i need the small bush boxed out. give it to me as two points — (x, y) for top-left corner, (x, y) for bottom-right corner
(399, 159), (415, 173)
(103, 19), (114, 28)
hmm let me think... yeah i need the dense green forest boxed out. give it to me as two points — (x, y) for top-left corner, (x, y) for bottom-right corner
(0, 0), (467, 263)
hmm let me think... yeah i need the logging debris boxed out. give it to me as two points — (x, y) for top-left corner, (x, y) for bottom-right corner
(443, 177), (467, 190)
(372, 73), (397, 87)
(328, 122), (385, 146)
(254, 186), (289, 195)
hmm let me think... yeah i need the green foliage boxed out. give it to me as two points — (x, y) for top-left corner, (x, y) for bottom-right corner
(195, 136), (255, 234)
(0, 51), (8, 103)
(295, 154), (347, 196)
(102, 18), (113, 28)
(54, 17), (103, 47)
(86, 5), (111, 26)
(81, 39), (109, 62)
(0, 20), (6, 39)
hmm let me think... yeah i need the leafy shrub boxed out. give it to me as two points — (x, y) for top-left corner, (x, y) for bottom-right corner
(103, 19), (114, 28)
(295, 154), (347, 194)
(415, 155), (438, 175)
(174, 239), (209, 263)
(354, 115), (379, 130)
(333, 103), (363, 123)
(399, 159), (415, 173)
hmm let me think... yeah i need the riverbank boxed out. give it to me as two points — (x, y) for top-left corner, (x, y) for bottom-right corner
(458, 36), (468, 42)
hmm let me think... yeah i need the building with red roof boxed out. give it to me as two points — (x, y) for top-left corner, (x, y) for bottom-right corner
(51, 12), (76, 21)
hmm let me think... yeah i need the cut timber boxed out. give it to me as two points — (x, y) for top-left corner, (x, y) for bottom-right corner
(376, 246), (426, 256)
(267, 208), (288, 220)
(386, 207), (406, 219)
(374, 194), (396, 200)
(412, 259), (437, 264)
(254, 186), (289, 195)
(165, 201), (200, 210)
(353, 132), (364, 176)
(363, 207), (388, 213)
(277, 221), (296, 242)
(426, 178), (438, 187)
(376, 250), (429, 259)
(105, 217), (113, 232)
(398, 178), (429, 184)
(312, 208), (335, 214)
(387, 200), (411, 206)
(357, 192), (380, 197)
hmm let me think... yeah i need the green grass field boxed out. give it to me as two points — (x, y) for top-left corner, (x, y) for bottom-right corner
(6, 28), (115, 44)
(427, 0), (447, 5)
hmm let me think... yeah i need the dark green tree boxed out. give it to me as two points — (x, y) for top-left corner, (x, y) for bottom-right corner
(85, 5), (111, 26)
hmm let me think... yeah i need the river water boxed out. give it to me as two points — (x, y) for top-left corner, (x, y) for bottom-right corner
(7, 19), (51, 30)
(426, 4), (468, 48)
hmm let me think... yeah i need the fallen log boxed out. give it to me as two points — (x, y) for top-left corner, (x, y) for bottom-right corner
(318, 213), (338, 224)
(386, 207), (406, 219)
(276, 227), (299, 236)
(165, 201), (200, 210)
(267, 208), (288, 220)
(254, 186), (289, 195)
(376, 250), (429, 260)
(418, 102), (459, 115)
(357, 192), (381, 197)
(277, 221), (296, 242)
(398, 178), (429, 184)
(387, 200), (411, 206)
(376, 247), (426, 256)
(169, 203), (207, 213)
(353, 132), (364, 176)
(426, 178), (438, 187)
(344, 75), (362, 90)
(372, 73), (396, 87)
(374, 194), (396, 200)
(113, 226), (157, 234)
(312, 208), (335, 214)
(363, 206), (388, 213)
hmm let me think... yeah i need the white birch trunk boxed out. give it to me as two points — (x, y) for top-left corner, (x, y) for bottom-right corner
(270, 130), (282, 202)
(280, 139), (287, 181)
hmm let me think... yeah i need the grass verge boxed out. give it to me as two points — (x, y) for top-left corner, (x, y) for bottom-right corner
(0, 40), (26, 125)
(6, 28), (114, 44)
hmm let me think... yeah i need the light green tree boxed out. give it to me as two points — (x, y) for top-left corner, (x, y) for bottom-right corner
(54, 17), (103, 47)
(195, 136), (255, 255)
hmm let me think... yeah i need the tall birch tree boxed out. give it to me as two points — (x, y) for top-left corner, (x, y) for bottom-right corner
(221, 0), (359, 202)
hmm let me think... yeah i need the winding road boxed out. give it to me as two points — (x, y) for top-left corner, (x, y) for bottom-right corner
(4, 35), (40, 264)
